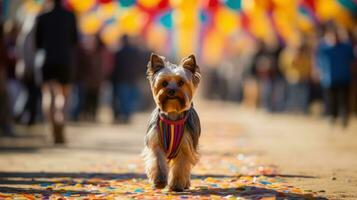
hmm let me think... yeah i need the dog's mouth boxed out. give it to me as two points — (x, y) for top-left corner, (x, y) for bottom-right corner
(161, 95), (186, 107)
(166, 96), (179, 100)
(157, 90), (190, 113)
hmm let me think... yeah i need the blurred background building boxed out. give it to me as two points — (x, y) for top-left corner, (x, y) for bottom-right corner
(0, 0), (356, 137)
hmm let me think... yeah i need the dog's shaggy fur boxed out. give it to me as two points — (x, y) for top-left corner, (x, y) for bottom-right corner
(142, 53), (201, 191)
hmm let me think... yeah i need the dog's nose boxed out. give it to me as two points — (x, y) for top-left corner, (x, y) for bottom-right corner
(168, 89), (176, 96)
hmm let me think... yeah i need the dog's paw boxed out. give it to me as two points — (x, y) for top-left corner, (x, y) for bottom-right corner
(168, 180), (186, 192)
(153, 174), (167, 189)
(153, 179), (167, 189)
(184, 180), (191, 189)
(169, 185), (184, 192)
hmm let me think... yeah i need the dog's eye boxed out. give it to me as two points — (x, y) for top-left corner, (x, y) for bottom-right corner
(162, 81), (168, 87)
(177, 80), (184, 87)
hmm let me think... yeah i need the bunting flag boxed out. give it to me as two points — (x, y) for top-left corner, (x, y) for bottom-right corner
(299, 0), (319, 24)
(18, 0), (357, 63)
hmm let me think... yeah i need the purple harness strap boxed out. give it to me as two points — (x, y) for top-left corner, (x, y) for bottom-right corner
(158, 113), (189, 159)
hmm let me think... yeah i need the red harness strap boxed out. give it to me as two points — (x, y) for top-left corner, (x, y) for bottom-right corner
(158, 113), (189, 159)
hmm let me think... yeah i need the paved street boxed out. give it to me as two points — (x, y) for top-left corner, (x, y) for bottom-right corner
(0, 100), (357, 199)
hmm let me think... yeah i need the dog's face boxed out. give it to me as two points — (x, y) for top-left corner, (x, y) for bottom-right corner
(147, 53), (201, 114)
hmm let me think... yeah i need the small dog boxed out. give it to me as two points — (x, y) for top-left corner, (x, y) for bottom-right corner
(142, 53), (201, 192)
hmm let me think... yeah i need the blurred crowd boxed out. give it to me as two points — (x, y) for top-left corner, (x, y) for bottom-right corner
(204, 22), (357, 127)
(0, 0), (356, 142)
(0, 0), (152, 140)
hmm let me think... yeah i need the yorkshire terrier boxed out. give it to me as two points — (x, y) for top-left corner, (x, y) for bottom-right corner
(142, 53), (201, 192)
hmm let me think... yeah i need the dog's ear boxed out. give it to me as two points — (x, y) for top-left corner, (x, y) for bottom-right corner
(147, 53), (165, 78)
(181, 54), (201, 86)
(181, 54), (198, 73)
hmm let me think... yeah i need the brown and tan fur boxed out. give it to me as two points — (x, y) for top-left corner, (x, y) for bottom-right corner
(142, 53), (201, 192)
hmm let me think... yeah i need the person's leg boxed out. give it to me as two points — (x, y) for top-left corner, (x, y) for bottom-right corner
(25, 82), (41, 125)
(260, 79), (272, 111)
(54, 83), (71, 143)
(328, 87), (338, 124)
(42, 81), (60, 142)
(352, 81), (357, 115)
(82, 87), (89, 120)
(275, 78), (287, 112)
(60, 84), (71, 124)
(0, 87), (14, 136)
(42, 82), (55, 124)
(0, 91), (6, 133)
(119, 83), (130, 121)
(43, 82), (55, 134)
(286, 83), (298, 112)
(242, 77), (259, 109)
(44, 81), (71, 144)
(52, 82), (65, 125)
(69, 83), (83, 121)
(92, 89), (99, 121)
(85, 89), (97, 121)
(298, 81), (310, 114)
(0, 70), (14, 135)
(129, 85), (140, 114)
(322, 88), (330, 116)
(7, 79), (22, 117)
(117, 83), (133, 123)
(295, 83), (304, 113)
(112, 83), (120, 121)
(338, 86), (350, 128)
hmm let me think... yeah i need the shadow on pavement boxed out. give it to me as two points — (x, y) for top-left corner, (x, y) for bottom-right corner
(0, 186), (99, 195)
(194, 174), (317, 179)
(0, 147), (40, 153)
(0, 143), (141, 154)
(0, 172), (147, 180)
(181, 186), (328, 200)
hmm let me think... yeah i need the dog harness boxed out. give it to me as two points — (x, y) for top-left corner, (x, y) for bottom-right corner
(158, 112), (189, 159)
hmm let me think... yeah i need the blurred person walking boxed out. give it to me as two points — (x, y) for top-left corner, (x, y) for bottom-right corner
(350, 28), (357, 115)
(133, 37), (152, 111)
(280, 42), (313, 113)
(316, 24), (355, 127)
(71, 35), (114, 121)
(111, 35), (141, 123)
(251, 40), (285, 112)
(0, 22), (14, 136)
(3, 21), (21, 122)
(79, 35), (107, 121)
(15, 14), (42, 125)
(35, 0), (78, 143)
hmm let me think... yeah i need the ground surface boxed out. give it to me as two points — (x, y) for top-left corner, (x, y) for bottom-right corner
(0, 101), (356, 199)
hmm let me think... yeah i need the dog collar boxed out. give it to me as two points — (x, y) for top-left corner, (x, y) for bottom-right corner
(158, 112), (189, 159)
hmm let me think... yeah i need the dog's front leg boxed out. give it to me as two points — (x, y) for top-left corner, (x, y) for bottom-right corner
(142, 135), (168, 189)
(168, 134), (197, 192)
(168, 152), (192, 192)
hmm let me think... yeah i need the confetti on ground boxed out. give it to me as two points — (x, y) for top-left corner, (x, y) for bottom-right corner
(0, 152), (326, 200)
